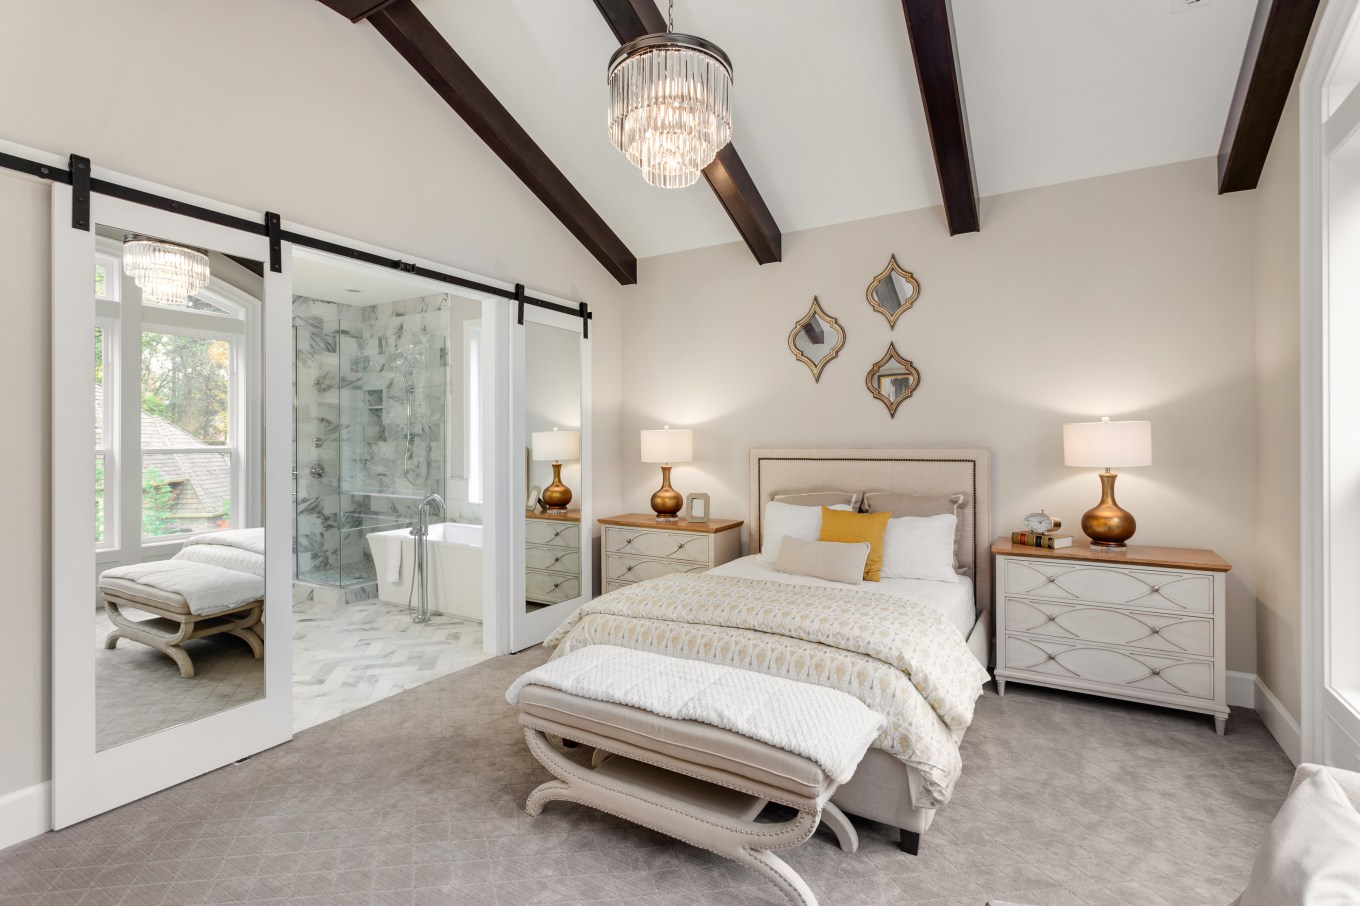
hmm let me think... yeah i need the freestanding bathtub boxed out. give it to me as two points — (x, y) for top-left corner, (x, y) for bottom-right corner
(367, 521), (483, 621)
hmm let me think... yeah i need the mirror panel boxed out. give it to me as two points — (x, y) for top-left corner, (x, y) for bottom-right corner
(788, 296), (845, 383)
(866, 342), (921, 418)
(93, 224), (265, 751)
(523, 320), (584, 615)
(866, 254), (921, 328)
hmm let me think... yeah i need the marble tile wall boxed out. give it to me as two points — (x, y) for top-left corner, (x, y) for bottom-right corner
(294, 293), (475, 588)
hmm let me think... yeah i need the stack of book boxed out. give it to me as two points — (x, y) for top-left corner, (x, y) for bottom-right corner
(1010, 530), (1073, 549)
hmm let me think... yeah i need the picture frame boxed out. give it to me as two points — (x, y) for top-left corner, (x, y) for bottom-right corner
(686, 492), (711, 523)
(526, 484), (542, 512)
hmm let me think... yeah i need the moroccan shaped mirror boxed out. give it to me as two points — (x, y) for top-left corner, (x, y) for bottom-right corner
(866, 343), (921, 417)
(788, 296), (845, 383)
(866, 255), (920, 328)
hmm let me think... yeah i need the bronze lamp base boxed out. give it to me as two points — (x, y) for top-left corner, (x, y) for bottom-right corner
(1082, 471), (1135, 550)
(650, 464), (683, 521)
(542, 461), (572, 512)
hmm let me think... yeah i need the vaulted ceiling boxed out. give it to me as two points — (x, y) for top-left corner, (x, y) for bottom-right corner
(321, 1), (1275, 263)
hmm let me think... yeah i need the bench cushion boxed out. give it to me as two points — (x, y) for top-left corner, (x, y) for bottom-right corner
(518, 684), (834, 801)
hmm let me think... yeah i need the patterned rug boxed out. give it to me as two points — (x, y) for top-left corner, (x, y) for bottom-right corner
(5, 645), (1293, 905)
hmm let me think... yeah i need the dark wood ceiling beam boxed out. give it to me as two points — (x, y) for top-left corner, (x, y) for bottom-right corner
(1218, 0), (1320, 194)
(316, 0), (637, 284)
(323, 0), (400, 24)
(593, 0), (782, 264)
(899, 0), (979, 235)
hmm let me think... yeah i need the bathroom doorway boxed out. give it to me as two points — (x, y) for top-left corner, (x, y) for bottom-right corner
(289, 249), (496, 730)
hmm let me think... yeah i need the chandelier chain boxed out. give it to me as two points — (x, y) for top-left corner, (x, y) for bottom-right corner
(667, 0), (673, 32)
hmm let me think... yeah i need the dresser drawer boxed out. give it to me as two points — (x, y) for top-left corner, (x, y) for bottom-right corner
(605, 556), (708, 584)
(605, 527), (711, 563)
(525, 547), (580, 574)
(1004, 559), (1212, 613)
(526, 521), (579, 549)
(1004, 634), (1214, 700)
(1004, 596), (1213, 657)
(527, 571), (579, 604)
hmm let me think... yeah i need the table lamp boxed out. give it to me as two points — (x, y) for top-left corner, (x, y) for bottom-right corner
(531, 428), (580, 512)
(1063, 417), (1152, 550)
(640, 426), (693, 521)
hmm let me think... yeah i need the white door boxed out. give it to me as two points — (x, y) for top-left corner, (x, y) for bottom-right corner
(51, 184), (293, 827)
(510, 304), (592, 651)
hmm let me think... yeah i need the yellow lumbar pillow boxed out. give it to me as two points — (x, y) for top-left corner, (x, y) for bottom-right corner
(818, 507), (891, 582)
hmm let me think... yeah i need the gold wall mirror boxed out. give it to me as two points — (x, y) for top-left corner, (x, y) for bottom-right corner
(866, 343), (921, 417)
(788, 296), (845, 383)
(866, 255), (920, 328)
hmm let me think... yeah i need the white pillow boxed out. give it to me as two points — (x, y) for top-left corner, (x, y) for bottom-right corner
(880, 513), (957, 582)
(1238, 768), (1360, 906)
(774, 537), (870, 585)
(760, 501), (852, 563)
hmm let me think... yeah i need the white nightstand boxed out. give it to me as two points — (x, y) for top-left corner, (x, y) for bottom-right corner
(598, 513), (743, 593)
(992, 538), (1232, 735)
(525, 510), (581, 605)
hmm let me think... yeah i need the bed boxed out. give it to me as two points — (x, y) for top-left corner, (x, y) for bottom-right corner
(542, 447), (992, 853)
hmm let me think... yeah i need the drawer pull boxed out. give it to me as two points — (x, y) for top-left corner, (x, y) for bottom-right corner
(1151, 626), (1160, 634)
(1151, 668), (1161, 676)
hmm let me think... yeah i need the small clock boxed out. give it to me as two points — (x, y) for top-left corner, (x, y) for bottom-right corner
(1023, 510), (1062, 534)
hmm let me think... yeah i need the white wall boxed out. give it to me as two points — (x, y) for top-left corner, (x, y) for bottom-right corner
(624, 157), (1262, 673)
(0, 0), (631, 804)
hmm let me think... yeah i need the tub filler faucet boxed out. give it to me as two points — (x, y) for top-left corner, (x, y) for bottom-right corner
(408, 493), (445, 624)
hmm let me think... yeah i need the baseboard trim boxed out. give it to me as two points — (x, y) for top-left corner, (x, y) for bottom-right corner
(1254, 676), (1303, 765)
(0, 781), (50, 852)
(1226, 670), (1256, 709)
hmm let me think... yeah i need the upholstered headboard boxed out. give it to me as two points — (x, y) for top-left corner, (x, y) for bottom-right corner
(748, 447), (992, 618)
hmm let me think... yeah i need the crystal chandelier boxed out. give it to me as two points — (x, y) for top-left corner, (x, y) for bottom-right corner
(122, 235), (210, 306)
(607, 0), (732, 189)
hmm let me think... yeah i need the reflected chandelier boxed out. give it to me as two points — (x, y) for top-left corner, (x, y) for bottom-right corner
(122, 235), (210, 306)
(607, 0), (732, 189)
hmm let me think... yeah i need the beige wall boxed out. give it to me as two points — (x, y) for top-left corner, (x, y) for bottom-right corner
(0, 0), (630, 801)
(1253, 84), (1303, 722)
(624, 157), (1262, 673)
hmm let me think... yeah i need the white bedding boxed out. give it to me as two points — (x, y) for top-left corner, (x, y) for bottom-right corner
(707, 554), (977, 638)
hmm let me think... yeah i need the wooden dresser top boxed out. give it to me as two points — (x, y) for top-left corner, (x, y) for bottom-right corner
(991, 537), (1230, 572)
(599, 513), (743, 534)
(526, 509), (581, 523)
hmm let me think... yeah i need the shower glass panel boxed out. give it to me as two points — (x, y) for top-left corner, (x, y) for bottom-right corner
(293, 297), (457, 589)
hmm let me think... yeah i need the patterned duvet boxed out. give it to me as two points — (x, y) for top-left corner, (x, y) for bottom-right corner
(543, 573), (990, 806)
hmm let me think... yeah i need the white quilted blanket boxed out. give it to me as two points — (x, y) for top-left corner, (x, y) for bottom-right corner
(183, 527), (265, 556)
(506, 645), (886, 783)
(101, 559), (263, 617)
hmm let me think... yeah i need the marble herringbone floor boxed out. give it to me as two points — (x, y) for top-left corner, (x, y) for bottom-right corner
(6, 645), (1294, 906)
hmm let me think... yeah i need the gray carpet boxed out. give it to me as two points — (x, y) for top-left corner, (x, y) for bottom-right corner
(1, 646), (1293, 906)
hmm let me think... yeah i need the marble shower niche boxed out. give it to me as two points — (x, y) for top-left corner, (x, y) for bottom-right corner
(294, 293), (481, 589)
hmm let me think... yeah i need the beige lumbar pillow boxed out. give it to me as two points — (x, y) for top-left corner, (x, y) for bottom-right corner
(1238, 767), (1360, 906)
(774, 537), (870, 586)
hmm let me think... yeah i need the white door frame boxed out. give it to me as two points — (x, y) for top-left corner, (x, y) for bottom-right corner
(51, 185), (294, 828)
(509, 303), (593, 652)
(1300, 0), (1360, 771)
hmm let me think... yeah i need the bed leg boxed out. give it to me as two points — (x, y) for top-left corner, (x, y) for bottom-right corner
(898, 829), (920, 855)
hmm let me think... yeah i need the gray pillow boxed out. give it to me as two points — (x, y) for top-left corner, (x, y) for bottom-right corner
(773, 537), (870, 585)
(863, 492), (967, 571)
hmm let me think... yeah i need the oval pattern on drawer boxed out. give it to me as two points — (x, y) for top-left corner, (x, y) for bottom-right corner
(1004, 560), (1211, 613)
(527, 572), (579, 604)
(1006, 635), (1213, 700)
(525, 547), (580, 574)
(606, 528), (710, 563)
(527, 521), (579, 549)
(606, 557), (708, 583)
(1004, 597), (1213, 656)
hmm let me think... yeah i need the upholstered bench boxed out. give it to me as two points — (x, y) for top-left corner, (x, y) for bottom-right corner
(100, 577), (263, 679)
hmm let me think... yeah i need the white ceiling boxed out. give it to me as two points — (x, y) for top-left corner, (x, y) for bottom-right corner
(417, 0), (1257, 260)
(292, 250), (452, 306)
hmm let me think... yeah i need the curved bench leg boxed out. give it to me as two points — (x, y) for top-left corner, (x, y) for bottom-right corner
(230, 626), (264, 659)
(522, 728), (823, 906)
(819, 802), (858, 854)
(103, 630), (123, 650)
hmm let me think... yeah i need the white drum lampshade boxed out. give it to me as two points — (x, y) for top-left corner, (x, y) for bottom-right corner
(1062, 417), (1152, 550)
(531, 428), (579, 512)
(641, 426), (692, 520)
(531, 428), (580, 463)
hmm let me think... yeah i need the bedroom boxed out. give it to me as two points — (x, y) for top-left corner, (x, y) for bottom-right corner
(1, 0), (1358, 904)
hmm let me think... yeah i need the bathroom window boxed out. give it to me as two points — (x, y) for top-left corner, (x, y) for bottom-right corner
(465, 320), (483, 505)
